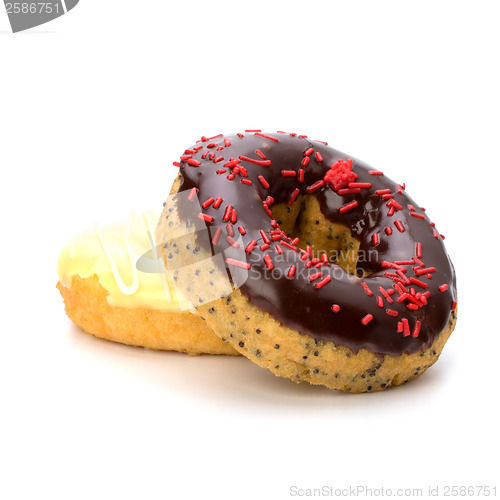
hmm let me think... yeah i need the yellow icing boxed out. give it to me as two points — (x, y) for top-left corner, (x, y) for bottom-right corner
(56, 211), (190, 311)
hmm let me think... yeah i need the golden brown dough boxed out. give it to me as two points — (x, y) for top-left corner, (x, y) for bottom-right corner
(57, 275), (239, 356)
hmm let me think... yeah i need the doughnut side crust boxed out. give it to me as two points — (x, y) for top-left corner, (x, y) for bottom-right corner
(196, 289), (456, 393)
(57, 275), (239, 356)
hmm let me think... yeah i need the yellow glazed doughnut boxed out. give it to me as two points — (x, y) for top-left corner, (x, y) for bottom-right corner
(56, 211), (238, 355)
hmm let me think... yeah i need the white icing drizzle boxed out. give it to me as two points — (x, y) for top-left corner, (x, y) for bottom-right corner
(95, 213), (140, 295)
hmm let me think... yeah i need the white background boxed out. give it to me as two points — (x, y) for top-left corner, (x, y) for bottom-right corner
(1, 1), (499, 499)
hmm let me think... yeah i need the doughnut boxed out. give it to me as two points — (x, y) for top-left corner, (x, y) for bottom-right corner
(158, 131), (457, 392)
(57, 211), (238, 355)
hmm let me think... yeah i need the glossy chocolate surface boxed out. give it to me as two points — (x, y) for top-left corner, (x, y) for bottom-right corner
(173, 132), (456, 356)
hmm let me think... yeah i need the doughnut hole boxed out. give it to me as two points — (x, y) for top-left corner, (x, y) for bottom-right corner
(273, 195), (364, 276)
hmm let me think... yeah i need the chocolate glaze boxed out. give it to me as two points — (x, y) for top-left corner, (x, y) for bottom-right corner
(173, 132), (456, 356)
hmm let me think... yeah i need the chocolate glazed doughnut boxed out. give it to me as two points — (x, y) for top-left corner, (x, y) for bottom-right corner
(157, 131), (457, 392)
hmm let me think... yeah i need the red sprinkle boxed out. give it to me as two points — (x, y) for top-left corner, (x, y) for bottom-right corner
(226, 236), (239, 248)
(408, 277), (428, 289)
(412, 320), (421, 338)
(315, 152), (323, 163)
(213, 197), (223, 209)
(301, 156), (310, 167)
(361, 282), (374, 296)
(289, 188), (300, 205)
(376, 189), (391, 196)
(255, 132), (278, 142)
(198, 212), (214, 222)
(309, 272), (323, 282)
(241, 178), (253, 186)
(280, 241), (299, 252)
(372, 233), (380, 246)
(337, 188), (361, 195)
(298, 169), (305, 183)
(349, 182), (371, 189)
(245, 240), (257, 254)
(264, 254), (274, 270)
(394, 220), (405, 232)
(386, 309), (398, 317)
(187, 158), (201, 167)
(378, 286), (394, 304)
(415, 267), (436, 277)
(239, 155), (271, 167)
(315, 275), (331, 289)
(288, 265), (296, 278)
(281, 170), (297, 177)
(331, 304), (340, 313)
(385, 227), (393, 235)
(188, 187), (198, 201)
(369, 170), (384, 176)
(416, 242), (423, 259)
(410, 212), (426, 220)
(225, 258), (250, 270)
(439, 284), (449, 292)
(361, 314), (374, 325)
(305, 180), (325, 193)
(212, 227), (222, 245)
(238, 226), (246, 235)
(259, 230), (271, 245)
(258, 175), (270, 189)
(256, 149), (266, 160)
(304, 147), (314, 156)
(202, 197), (214, 209)
(339, 200), (358, 214)
(222, 205), (233, 222)
(402, 318), (410, 336)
